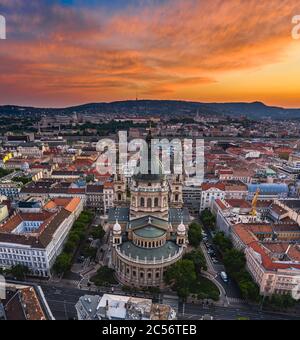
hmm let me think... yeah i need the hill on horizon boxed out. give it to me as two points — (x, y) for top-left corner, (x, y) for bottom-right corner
(1, 100), (300, 120)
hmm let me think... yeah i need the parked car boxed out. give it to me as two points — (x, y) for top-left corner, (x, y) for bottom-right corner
(220, 272), (228, 283)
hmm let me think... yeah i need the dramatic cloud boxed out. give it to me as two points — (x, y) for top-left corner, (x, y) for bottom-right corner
(0, 0), (300, 107)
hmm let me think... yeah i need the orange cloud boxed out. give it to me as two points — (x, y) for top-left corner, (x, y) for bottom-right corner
(0, 0), (300, 107)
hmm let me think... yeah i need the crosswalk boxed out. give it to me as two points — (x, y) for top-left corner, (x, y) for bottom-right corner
(162, 295), (179, 313)
(227, 297), (245, 305)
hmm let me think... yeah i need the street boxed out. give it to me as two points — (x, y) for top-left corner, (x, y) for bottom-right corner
(40, 284), (300, 321)
(180, 303), (300, 320)
(40, 284), (100, 320)
(201, 223), (243, 302)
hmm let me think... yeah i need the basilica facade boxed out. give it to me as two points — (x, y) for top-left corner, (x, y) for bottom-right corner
(109, 133), (190, 288)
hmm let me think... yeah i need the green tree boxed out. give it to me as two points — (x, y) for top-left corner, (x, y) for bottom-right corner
(53, 253), (72, 274)
(239, 278), (260, 301)
(81, 246), (97, 260)
(12, 177), (32, 185)
(213, 232), (233, 254)
(265, 294), (297, 310)
(164, 260), (197, 300)
(201, 209), (216, 230)
(85, 175), (95, 183)
(184, 250), (207, 273)
(90, 226), (105, 240)
(223, 249), (246, 274)
(9, 265), (29, 281)
(91, 266), (118, 287)
(188, 222), (203, 247)
(64, 240), (77, 254)
(68, 232), (80, 244)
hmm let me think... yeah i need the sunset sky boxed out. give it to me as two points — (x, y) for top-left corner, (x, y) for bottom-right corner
(0, 0), (300, 108)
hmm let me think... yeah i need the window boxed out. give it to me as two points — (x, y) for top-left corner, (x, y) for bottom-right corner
(147, 198), (152, 208)
(154, 198), (159, 207)
(141, 197), (145, 207)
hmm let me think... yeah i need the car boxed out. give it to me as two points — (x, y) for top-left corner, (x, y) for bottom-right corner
(220, 271), (228, 283)
(77, 256), (85, 263)
(201, 314), (214, 320)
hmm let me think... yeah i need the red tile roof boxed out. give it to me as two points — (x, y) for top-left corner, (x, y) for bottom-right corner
(202, 182), (225, 191)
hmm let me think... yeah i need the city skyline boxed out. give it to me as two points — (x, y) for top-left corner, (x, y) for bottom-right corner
(1, 0), (300, 108)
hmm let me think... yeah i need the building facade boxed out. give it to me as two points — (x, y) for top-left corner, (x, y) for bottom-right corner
(110, 130), (189, 288)
(0, 197), (83, 277)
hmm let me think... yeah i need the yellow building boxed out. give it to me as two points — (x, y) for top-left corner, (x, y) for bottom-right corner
(0, 204), (9, 223)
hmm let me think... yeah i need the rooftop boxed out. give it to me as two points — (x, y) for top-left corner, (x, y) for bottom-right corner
(248, 184), (288, 194)
(119, 241), (179, 261)
(134, 226), (166, 239)
(1, 285), (47, 321)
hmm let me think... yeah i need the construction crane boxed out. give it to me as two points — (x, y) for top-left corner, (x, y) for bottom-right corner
(251, 189), (260, 217)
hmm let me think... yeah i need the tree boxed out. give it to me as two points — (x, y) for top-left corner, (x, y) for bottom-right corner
(64, 240), (77, 254)
(184, 250), (207, 273)
(12, 177), (32, 185)
(91, 266), (118, 287)
(85, 175), (95, 183)
(81, 246), (97, 260)
(164, 260), (197, 300)
(90, 226), (105, 240)
(223, 249), (246, 274)
(10, 265), (29, 281)
(201, 209), (216, 230)
(213, 232), (232, 254)
(188, 222), (203, 247)
(265, 294), (297, 310)
(53, 253), (72, 274)
(239, 277), (260, 302)
(68, 232), (80, 244)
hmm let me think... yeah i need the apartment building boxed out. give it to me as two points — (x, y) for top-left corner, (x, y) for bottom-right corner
(232, 224), (300, 297)
(0, 197), (83, 277)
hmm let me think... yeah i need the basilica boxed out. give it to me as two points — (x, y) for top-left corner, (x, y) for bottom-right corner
(108, 131), (190, 288)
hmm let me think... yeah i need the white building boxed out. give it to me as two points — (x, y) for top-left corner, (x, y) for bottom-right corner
(200, 183), (225, 212)
(0, 197), (83, 277)
(17, 144), (45, 158)
(200, 181), (248, 213)
(233, 224), (300, 298)
(103, 183), (114, 214)
(76, 294), (176, 321)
